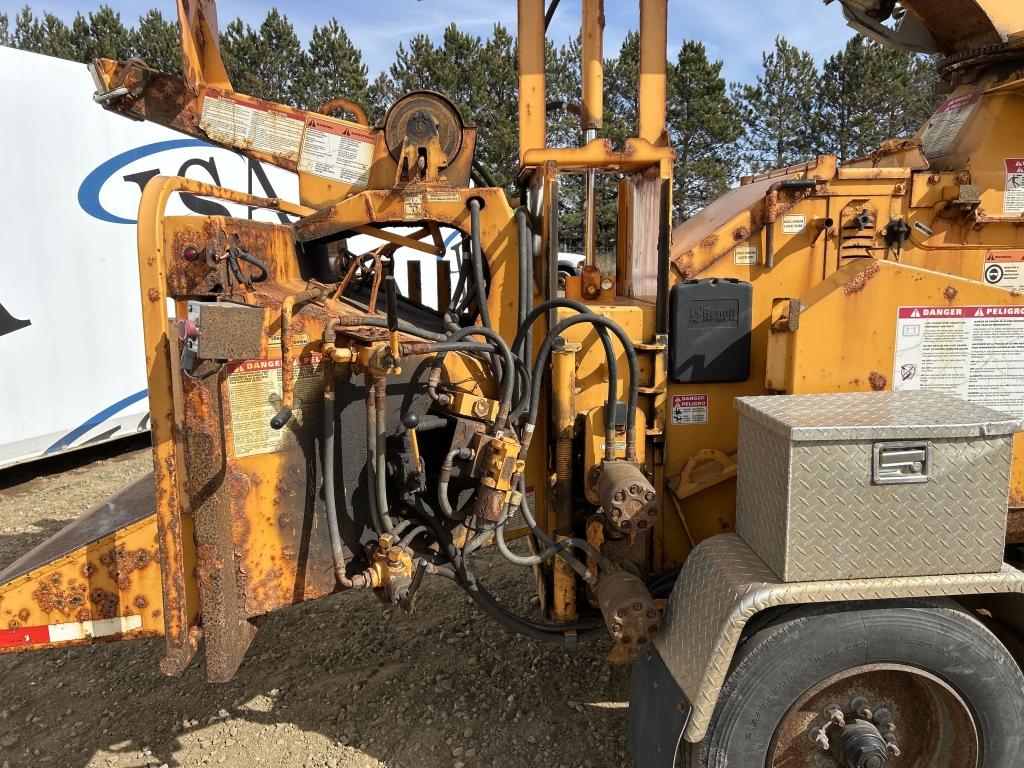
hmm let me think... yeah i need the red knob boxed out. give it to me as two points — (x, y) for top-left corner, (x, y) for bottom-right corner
(177, 318), (199, 341)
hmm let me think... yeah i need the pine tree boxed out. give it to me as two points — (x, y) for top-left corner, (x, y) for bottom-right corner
(0, 14), (10, 48)
(668, 41), (742, 221)
(219, 10), (304, 104)
(813, 37), (942, 161)
(130, 9), (180, 75)
(12, 8), (75, 57)
(733, 36), (819, 174)
(297, 19), (369, 113)
(69, 5), (132, 61)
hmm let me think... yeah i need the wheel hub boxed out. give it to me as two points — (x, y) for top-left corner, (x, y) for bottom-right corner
(829, 720), (890, 768)
(767, 663), (979, 767)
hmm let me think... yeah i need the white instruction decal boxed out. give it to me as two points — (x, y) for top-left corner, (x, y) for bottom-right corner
(1005, 159), (1024, 215)
(733, 245), (759, 266)
(200, 90), (304, 161)
(781, 214), (806, 235)
(893, 306), (1024, 418)
(225, 353), (323, 458)
(921, 93), (981, 159)
(983, 252), (1024, 291)
(298, 116), (377, 187)
(672, 394), (709, 425)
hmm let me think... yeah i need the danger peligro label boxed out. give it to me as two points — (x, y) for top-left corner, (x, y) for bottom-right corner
(893, 305), (1024, 417)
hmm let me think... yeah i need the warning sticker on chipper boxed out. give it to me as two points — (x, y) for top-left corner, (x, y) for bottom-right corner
(225, 353), (323, 458)
(921, 92), (981, 159)
(200, 89), (304, 161)
(893, 306), (1024, 418)
(1004, 159), (1024, 215)
(298, 115), (376, 187)
(672, 394), (709, 425)
(983, 252), (1024, 291)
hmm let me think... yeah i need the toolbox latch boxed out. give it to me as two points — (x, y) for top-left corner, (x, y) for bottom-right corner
(872, 441), (932, 485)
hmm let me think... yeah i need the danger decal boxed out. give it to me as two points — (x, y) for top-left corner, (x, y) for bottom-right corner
(298, 116), (377, 187)
(199, 90), (304, 161)
(672, 394), (709, 425)
(225, 353), (323, 458)
(893, 305), (1024, 418)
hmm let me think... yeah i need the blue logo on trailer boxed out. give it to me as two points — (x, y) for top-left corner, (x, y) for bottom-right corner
(77, 139), (209, 224)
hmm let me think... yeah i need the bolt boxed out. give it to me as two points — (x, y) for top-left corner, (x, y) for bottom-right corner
(886, 742), (901, 758)
(824, 706), (846, 727)
(473, 400), (489, 417)
(614, 490), (626, 502)
(629, 484), (641, 495)
(632, 601), (643, 611)
(815, 729), (830, 751)
(873, 708), (893, 729)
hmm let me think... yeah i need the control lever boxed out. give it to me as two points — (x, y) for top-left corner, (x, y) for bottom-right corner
(384, 275), (401, 373)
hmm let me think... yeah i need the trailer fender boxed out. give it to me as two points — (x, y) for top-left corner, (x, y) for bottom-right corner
(628, 532), (1024, 763)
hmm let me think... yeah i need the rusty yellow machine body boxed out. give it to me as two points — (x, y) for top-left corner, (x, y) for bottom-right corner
(4, 0), (1024, 766)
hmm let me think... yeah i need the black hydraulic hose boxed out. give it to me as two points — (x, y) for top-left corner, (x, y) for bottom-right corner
(510, 299), (618, 436)
(527, 314), (640, 461)
(428, 326), (516, 429)
(467, 199), (492, 330)
(365, 379), (394, 534)
(374, 378), (394, 533)
(444, 253), (470, 328)
(322, 367), (370, 589)
(417, 511), (606, 642)
(515, 207), (531, 337)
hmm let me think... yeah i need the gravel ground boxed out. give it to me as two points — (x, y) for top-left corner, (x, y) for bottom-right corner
(0, 437), (632, 768)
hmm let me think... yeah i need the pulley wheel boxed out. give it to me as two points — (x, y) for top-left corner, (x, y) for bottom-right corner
(383, 91), (464, 163)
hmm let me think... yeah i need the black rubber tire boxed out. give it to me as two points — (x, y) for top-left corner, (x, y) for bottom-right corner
(680, 600), (1024, 767)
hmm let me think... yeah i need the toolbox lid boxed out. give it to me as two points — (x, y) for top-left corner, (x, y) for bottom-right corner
(734, 391), (1022, 441)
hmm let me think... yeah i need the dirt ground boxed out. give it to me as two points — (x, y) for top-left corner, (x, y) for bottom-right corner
(0, 437), (632, 768)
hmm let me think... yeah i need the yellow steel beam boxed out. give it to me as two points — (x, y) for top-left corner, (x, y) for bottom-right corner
(518, 0), (547, 162)
(638, 0), (668, 145)
(582, 0), (605, 132)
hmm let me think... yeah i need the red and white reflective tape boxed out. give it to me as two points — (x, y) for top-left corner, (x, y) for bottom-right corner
(0, 615), (142, 649)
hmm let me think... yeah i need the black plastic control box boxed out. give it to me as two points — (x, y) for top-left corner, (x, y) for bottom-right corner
(669, 278), (752, 383)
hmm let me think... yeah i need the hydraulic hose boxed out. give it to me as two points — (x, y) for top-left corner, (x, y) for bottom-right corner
(526, 314), (640, 461)
(467, 199), (492, 330)
(510, 299), (617, 442)
(373, 378), (394, 533)
(437, 447), (472, 520)
(322, 364), (371, 589)
(427, 326), (516, 429)
(418, 511), (606, 643)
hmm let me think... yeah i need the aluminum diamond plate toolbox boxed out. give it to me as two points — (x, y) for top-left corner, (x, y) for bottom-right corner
(734, 391), (1021, 582)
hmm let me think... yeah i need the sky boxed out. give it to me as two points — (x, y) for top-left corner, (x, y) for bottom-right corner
(0, 0), (858, 84)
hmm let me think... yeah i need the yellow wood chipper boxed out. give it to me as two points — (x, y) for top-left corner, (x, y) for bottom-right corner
(3, 1), (1024, 765)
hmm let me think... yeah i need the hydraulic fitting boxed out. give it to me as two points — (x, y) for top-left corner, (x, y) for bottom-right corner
(597, 460), (658, 534)
(596, 570), (660, 648)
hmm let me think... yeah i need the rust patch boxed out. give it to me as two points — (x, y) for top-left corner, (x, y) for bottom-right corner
(32, 577), (87, 618)
(134, 595), (150, 610)
(80, 562), (98, 579)
(98, 545), (154, 591)
(943, 285), (959, 301)
(147, 287), (161, 302)
(868, 371), (888, 391)
(700, 234), (719, 250)
(89, 588), (119, 620)
(17, 609), (30, 622)
(842, 262), (881, 295)
(8, 620), (19, 630)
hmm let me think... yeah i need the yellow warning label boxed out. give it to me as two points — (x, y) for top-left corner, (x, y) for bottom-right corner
(225, 353), (323, 458)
